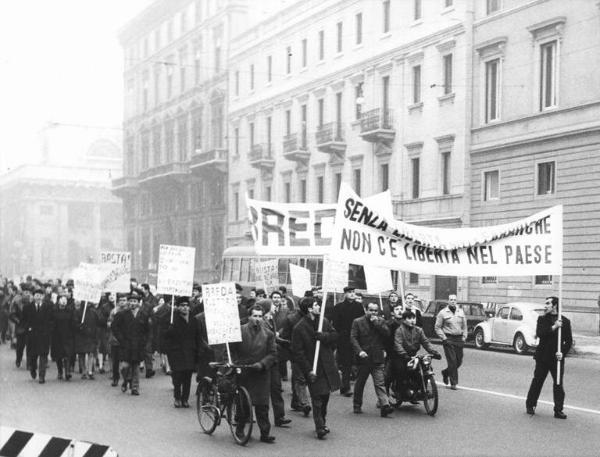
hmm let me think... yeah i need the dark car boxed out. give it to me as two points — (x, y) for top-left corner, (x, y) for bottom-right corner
(421, 300), (488, 341)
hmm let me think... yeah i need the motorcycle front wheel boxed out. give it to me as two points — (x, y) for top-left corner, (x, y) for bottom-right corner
(422, 375), (438, 416)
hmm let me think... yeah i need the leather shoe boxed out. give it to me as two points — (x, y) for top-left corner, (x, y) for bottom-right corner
(526, 406), (535, 415)
(260, 435), (276, 443)
(322, 426), (330, 434)
(353, 406), (362, 414)
(554, 411), (567, 419)
(275, 418), (291, 427)
(316, 428), (327, 439)
(449, 384), (457, 390)
(380, 405), (394, 418)
(181, 401), (190, 408)
(174, 399), (182, 408)
(145, 369), (155, 379)
(341, 390), (353, 397)
(30, 369), (37, 380)
(131, 389), (140, 396)
(442, 369), (449, 385)
(111, 380), (118, 387)
(38, 378), (45, 384)
(121, 381), (128, 392)
(303, 405), (312, 417)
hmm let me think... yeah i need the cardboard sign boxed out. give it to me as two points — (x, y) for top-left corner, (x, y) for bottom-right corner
(72, 263), (112, 303)
(203, 282), (242, 345)
(100, 251), (131, 293)
(331, 183), (563, 276)
(254, 259), (279, 294)
(321, 255), (349, 293)
(156, 244), (196, 296)
(289, 264), (312, 298)
(364, 265), (393, 293)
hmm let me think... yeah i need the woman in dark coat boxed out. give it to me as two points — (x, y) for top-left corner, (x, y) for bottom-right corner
(95, 293), (114, 374)
(154, 296), (171, 374)
(163, 298), (196, 408)
(292, 297), (340, 439)
(72, 300), (98, 379)
(51, 294), (74, 380)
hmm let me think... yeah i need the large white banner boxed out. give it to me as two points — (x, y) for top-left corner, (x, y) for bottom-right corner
(100, 251), (131, 293)
(156, 244), (196, 296)
(72, 263), (112, 303)
(331, 184), (563, 276)
(203, 282), (242, 345)
(289, 264), (312, 297)
(246, 191), (392, 256)
(254, 259), (279, 294)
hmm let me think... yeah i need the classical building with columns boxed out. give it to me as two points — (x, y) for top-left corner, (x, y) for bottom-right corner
(227, 0), (473, 301)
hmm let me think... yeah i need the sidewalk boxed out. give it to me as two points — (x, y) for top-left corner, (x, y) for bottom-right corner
(571, 331), (600, 360)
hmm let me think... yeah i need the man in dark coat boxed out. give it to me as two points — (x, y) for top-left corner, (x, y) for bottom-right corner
(22, 287), (54, 383)
(403, 293), (423, 328)
(350, 302), (393, 417)
(164, 297), (197, 408)
(292, 297), (340, 440)
(526, 296), (573, 419)
(385, 301), (404, 392)
(140, 283), (157, 378)
(72, 300), (99, 379)
(107, 293), (128, 386)
(112, 291), (150, 395)
(231, 305), (278, 444)
(333, 286), (364, 396)
(9, 286), (30, 368)
(51, 293), (74, 380)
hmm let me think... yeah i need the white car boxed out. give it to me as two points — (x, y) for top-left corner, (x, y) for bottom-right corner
(473, 302), (544, 354)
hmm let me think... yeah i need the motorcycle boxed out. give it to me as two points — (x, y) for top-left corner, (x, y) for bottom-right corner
(390, 353), (441, 416)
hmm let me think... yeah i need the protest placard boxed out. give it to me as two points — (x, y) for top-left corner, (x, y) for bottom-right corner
(72, 263), (111, 303)
(203, 282), (242, 345)
(289, 264), (312, 297)
(100, 251), (131, 293)
(330, 183), (563, 276)
(321, 255), (349, 293)
(363, 265), (393, 293)
(254, 259), (279, 294)
(156, 244), (195, 296)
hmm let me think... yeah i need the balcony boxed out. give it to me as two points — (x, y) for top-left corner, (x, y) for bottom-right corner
(392, 194), (463, 225)
(189, 148), (227, 174)
(111, 176), (138, 197)
(315, 122), (346, 156)
(248, 144), (275, 171)
(282, 133), (310, 164)
(137, 161), (190, 187)
(359, 108), (395, 147)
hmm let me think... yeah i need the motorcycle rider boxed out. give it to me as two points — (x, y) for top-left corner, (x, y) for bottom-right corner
(393, 310), (441, 398)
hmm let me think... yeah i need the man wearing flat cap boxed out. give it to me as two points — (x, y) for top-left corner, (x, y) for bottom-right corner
(333, 286), (364, 396)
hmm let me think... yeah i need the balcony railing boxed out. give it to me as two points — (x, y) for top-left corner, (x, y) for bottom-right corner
(137, 161), (190, 185)
(189, 148), (227, 173)
(359, 108), (395, 146)
(282, 133), (310, 163)
(315, 122), (346, 155)
(248, 144), (275, 170)
(111, 176), (138, 196)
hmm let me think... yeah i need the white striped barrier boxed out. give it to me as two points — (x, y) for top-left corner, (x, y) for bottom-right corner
(0, 426), (118, 457)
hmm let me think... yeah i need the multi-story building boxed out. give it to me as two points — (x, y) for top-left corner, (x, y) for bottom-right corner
(0, 123), (123, 279)
(227, 0), (473, 301)
(468, 0), (600, 330)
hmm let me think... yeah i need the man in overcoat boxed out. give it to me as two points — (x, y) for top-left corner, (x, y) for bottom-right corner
(231, 305), (278, 443)
(22, 287), (54, 383)
(292, 297), (341, 439)
(51, 293), (74, 380)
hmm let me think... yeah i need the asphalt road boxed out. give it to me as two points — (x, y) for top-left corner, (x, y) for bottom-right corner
(1, 343), (599, 457)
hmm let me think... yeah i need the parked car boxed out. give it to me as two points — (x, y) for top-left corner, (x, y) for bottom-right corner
(473, 302), (543, 354)
(422, 300), (488, 341)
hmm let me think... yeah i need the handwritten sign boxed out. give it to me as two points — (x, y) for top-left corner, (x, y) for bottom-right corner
(364, 265), (393, 293)
(289, 264), (312, 298)
(254, 259), (279, 294)
(322, 255), (348, 293)
(156, 244), (195, 296)
(100, 251), (131, 293)
(203, 282), (242, 345)
(72, 263), (111, 303)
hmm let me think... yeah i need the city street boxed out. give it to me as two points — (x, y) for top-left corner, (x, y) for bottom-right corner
(1, 344), (599, 457)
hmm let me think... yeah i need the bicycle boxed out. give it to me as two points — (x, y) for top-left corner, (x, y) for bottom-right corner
(196, 361), (254, 445)
(390, 353), (440, 416)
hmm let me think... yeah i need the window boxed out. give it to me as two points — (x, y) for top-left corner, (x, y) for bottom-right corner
(181, 11), (187, 33)
(354, 169), (361, 196)
(301, 39), (307, 67)
(482, 276), (497, 284)
(412, 65), (422, 104)
(155, 29), (161, 51)
(540, 40), (558, 110)
(214, 46), (221, 73)
(414, 0), (422, 21)
(537, 162), (555, 195)
(286, 46), (292, 74)
(211, 100), (224, 149)
(381, 163), (389, 191)
(382, 76), (390, 118)
(285, 110), (291, 136)
(152, 125), (162, 165)
(486, 0), (500, 15)
(40, 205), (53, 216)
(485, 59), (500, 122)
(165, 119), (175, 162)
(234, 128), (239, 156)
(143, 38), (149, 58)
(443, 54), (453, 94)
(317, 98), (324, 128)
(284, 182), (291, 203)
(337, 22), (343, 53)
(336, 92), (343, 130)
(445, 0), (453, 7)
(250, 64), (255, 90)
(510, 308), (523, 321)
(235, 71), (239, 96)
(194, 46), (201, 85)
(317, 176), (324, 203)
(301, 104), (307, 147)
(300, 178), (307, 203)
(193, 107), (203, 151)
(535, 275), (553, 285)
(141, 130), (150, 169)
(335, 172), (342, 198)
(179, 48), (187, 92)
(409, 273), (419, 285)
(483, 170), (499, 201)
(249, 122), (254, 146)
(318, 30), (324, 60)
(498, 306), (510, 319)
(442, 152), (451, 195)
(167, 20), (174, 42)
(355, 83), (364, 119)
(177, 115), (188, 161)
(267, 55), (272, 82)
(411, 158), (420, 198)
(166, 59), (174, 98)
(383, 0), (390, 33)
(356, 13), (363, 45)
(142, 71), (149, 111)
(265, 186), (272, 201)
(266, 116), (272, 156)
(248, 188), (254, 199)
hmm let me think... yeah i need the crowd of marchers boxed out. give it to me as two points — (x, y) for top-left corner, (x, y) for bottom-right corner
(0, 274), (573, 443)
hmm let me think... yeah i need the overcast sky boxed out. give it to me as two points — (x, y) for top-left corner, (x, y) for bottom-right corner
(0, 0), (151, 172)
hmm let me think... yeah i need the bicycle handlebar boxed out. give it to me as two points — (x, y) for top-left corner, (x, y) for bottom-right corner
(208, 361), (254, 370)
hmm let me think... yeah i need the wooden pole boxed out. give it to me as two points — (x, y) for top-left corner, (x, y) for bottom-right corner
(556, 275), (563, 385)
(170, 295), (175, 324)
(81, 301), (87, 324)
(312, 289), (328, 373)
(226, 342), (233, 365)
(378, 293), (383, 312)
(398, 271), (406, 306)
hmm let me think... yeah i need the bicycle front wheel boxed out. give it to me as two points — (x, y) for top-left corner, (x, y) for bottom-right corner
(422, 375), (438, 416)
(196, 380), (219, 434)
(227, 386), (253, 446)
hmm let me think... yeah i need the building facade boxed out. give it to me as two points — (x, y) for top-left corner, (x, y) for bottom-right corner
(468, 0), (600, 330)
(227, 0), (474, 301)
(0, 124), (123, 279)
